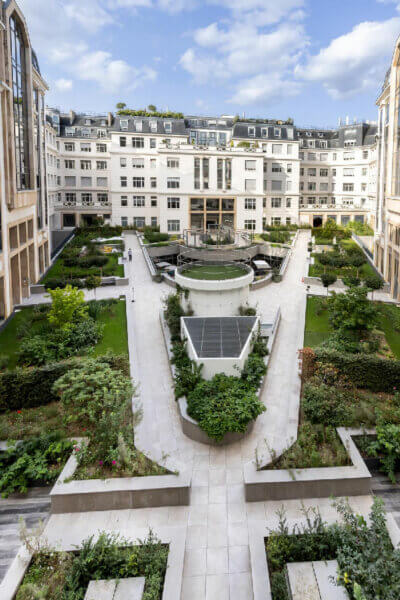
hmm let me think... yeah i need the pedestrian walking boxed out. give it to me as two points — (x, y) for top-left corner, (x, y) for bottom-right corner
(131, 286), (135, 303)
(128, 248), (133, 262)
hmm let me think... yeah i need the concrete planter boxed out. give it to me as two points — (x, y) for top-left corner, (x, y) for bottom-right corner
(50, 447), (190, 513)
(31, 276), (129, 294)
(178, 397), (255, 446)
(245, 428), (373, 502)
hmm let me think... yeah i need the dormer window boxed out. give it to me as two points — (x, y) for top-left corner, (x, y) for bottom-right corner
(165, 122), (172, 133)
(261, 128), (267, 138)
(101, 120), (106, 126)
(120, 120), (128, 131)
(135, 120), (143, 132)
(274, 128), (281, 138)
(150, 120), (157, 133)
(85, 119), (91, 125)
(65, 127), (75, 137)
(306, 132), (312, 137)
(248, 127), (255, 137)
(81, 128), (91, 137)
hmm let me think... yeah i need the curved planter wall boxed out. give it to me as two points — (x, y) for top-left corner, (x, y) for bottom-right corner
(175, 268), (254, 317)
(178, 398), (255, 446)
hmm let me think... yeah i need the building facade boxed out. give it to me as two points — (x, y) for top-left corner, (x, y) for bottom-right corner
(47, 112), (377, 237)
(0, 0), (49, 321)
(374, 34), (400, 301)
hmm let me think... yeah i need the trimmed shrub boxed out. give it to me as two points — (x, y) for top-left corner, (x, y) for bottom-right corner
(303, 383), (349, 426)
(0, 354), (128, 413)
(314, 348), (400, 392)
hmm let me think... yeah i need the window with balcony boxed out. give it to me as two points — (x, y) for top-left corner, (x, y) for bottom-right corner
(133, 177), (145, 188)
(245, 160), (256, 171)
(133, 196), (145, 207)
(82, 193), (93, 206)
(65, 193), (76, 206)
(244, 198), (256, 210)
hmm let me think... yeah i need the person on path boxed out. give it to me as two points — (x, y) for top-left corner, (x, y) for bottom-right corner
(128, 248), (133, 262)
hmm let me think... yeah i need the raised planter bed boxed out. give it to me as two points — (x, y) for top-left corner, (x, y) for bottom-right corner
(50, 441), (190, 513)
(244, 428), (373, 502)
(31, 276), (129, 294)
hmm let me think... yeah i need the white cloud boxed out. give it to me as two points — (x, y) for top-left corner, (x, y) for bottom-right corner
(64, 0), (114, 33)
(76, 51), (157, 93)
(296, 18), (400, 98)
(207, 0), (305, 26)
(230, 73), (300, 104)
(55, 79), (73, 92)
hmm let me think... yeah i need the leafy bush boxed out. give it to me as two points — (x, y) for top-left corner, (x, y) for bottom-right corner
(241, 354), (267, 389)
(85, 274), (102, 289)
(327, 287), (378, 335)
(0, 433), (74, 497)
(17, 530), (168, 600)
(47, 285), (88, 331)
(144, 231), (169, 244)
(321, 272), (337, 288)
(0, 354), (128, 413)
(302, 383), (349, 426)
(17, 336), (56, 366)
(314, 348), (400, 392)
(53, 359), (134, 466)
(187, 374), (266, 441)
(79, 255), (108, 268)
(164, 293), (185, 341)
(367, 420), (400, 483)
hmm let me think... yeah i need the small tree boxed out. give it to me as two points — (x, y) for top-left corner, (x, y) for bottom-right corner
(116, 102), (126, 110)
(148, 104), (156, 112)
(364, 274), (384, 300)
(327, 286), (378, 335)
(320, 272), (337, 295)
(46, 285), (88, 331)
(350, 254), (367, 277)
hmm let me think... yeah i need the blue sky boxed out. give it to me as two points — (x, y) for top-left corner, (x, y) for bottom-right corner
(18, 0), (400, 126)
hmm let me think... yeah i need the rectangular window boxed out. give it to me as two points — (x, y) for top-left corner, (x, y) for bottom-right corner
(65, 160), (75, 169)
(274, 128), (281, 138)
(81, 193), (93, 206)
(167, 158), (179, 168)
(320, 182), (329, 191)
(120, 158), (127, 168)
(244, 219), (256, 231)
(287, 163), (292, 174)
(320, 169), (328, 177)
(287, 144), (293, 155)
(194, 157), (200, 189)
(132, 137), (144, 148)
(287, 181), (292, 191)
(97, 177), (107, 187)
(343, 183), (354, 192)
(361, 183), (367, 192)
(81, 177), (92, 187)
(96, 143), (107, 152)
(344, 152), (355, 160)
(225, 158), (232, 190)
(203, 158), (209, 190)
(64, 143), (75, 151)
(80, 143), (91, 152)
(150, 138), (156, 149)
(150, 121), (157, 133)
(271, 198), (282, 208)
(121, 217), (128, 227)
(120, 119), (128, 131)
(168, 219), (180, 232)
(286, 217), (291, 225)
(65, 176), (76, 187)
(81, 160), (91, 170)
(132, 158), (144, 168)
(244, 198), (256, 210)
(167, 177), (180, 189)
(332, 168), (336, 176)
(217, 158), (223, 189)
(308, 153), (316, 161)
(121, 196), (128, 207)
(65, 192), (76, 205)
(96, 161), (107, 170)
(248, 126), (255, 137)
(271, 180), (282, 191)
(133, 177), (145, 188)
(272, 144), (282, 154)
(271, 217), (281, 226)
(286, 198), (291, 208)
(245, 179), (256, 192)
(164, 122), (172, 133)
(150, 158), (156, 169)
(151, 217), (158, 227)
(120, 176), (127, 187)
(308, 182), (316, 191)
(168, 197), (180, 209)
(272, 163), (282, 173)
(362, 168), (367, 176)
(134, 217), (145, 228)
(320, 153), (328, 161)
(133, 196), (145, 207)
(151, 196), (157, 207)
(120, 137), (127, 147)
(344, 168), (355, 176)
(363, 151), (368, 159)
(150, 177), (157, 188)
(245, 160), (256, 170)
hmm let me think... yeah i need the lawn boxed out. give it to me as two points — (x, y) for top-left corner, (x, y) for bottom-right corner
(309, 239), (380, 281)
(182, 264), (247, 280)
(0, 298), (128, 369)
(43, 251), (124, 282)
(304, 296), (400, 359)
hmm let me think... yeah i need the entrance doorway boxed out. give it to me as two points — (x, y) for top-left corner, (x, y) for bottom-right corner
(313, 216), (323, 227)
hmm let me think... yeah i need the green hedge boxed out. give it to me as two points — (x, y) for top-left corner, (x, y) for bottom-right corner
(0, 354), (129, 413)
(314, 348), (400, 392)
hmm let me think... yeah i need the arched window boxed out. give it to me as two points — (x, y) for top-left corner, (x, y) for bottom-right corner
(10, 14), (30, 190)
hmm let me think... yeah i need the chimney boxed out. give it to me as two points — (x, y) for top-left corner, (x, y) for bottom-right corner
(107, 112), (113, 127)
(69, 110), (75, 125)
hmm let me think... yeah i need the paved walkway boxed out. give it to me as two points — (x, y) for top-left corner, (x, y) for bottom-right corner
(12, 230), (375, 599)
